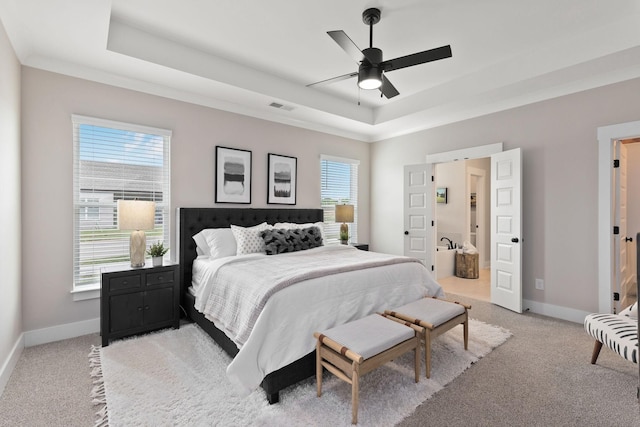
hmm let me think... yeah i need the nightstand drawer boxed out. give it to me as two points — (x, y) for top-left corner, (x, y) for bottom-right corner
(147, 269), (176, 286)
(108, 274), (142, 291)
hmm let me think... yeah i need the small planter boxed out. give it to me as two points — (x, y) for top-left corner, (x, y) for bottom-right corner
(147, 242), (169, 267)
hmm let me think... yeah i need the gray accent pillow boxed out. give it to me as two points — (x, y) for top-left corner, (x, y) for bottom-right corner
(261, 226), (323, 255)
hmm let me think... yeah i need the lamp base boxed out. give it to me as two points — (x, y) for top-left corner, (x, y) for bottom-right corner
(130, 230), (146, 268)
(340, 223), (349, 245)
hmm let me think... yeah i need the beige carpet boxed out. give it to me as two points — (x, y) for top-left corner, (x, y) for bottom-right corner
(1, 295), (638, 426)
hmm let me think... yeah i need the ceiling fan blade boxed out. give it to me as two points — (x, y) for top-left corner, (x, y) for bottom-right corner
(380, 74), (400, 99)
(327, 30), (365, 64)
(381, 45), (452, 72)
(307, 71), (358, 88)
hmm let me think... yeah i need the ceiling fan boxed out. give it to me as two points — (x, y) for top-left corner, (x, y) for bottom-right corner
(308, 7), (452, 99)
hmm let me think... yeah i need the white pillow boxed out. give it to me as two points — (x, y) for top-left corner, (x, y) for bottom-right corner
(231, 222), (273, 255)
(274, 221), (326, 244)
(192, 228), (237, 259)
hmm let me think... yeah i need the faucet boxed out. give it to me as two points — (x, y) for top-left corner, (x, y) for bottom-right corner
(440, 237), (454, 250)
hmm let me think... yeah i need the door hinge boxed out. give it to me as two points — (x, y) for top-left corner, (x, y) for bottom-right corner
(431, 175), (434, 182)
(613, 292), (620, 301)
(613, 226), (620, 235)
(613, 159), (620, 168)
(431, 220), (434, 227)
(431, 265), (434, 271)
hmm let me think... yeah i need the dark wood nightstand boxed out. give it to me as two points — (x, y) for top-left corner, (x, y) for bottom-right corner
(100, 263), (180, 346)
(351, 243), (369, 251)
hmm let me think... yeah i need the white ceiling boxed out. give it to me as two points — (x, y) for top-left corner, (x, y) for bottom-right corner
(2, 0), (640, 141)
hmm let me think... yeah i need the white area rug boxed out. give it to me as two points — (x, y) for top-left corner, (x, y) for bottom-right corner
(89, 321), (510, 426)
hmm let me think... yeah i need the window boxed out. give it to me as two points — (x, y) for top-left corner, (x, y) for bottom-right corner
(320, 155), (359, 244)
(72, 115), (171, 291)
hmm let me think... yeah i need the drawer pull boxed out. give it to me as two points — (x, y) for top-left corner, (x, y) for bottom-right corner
(144, 306), (150, 310)
(137, 307), (143, 311)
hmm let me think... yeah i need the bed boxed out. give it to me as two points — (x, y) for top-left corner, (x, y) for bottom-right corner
(178, 207), (443, 403)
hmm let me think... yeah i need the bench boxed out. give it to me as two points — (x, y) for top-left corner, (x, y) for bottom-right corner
(385, 297), (471, 378)
(314, 313), (423, 424)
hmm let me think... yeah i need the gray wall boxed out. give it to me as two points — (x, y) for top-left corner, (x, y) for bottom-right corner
(371, 76), (640, 314)
(20, 67), (370, 332)
(0, 19), (22, 391)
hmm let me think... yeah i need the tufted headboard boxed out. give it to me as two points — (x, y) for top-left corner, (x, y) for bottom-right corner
(177, 207), (324, 301)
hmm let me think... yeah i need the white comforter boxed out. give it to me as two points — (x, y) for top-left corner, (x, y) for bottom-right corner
(192, 245), (444, 395)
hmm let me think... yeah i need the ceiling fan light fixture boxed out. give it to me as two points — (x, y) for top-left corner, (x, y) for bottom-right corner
(358, 65), (382, 90)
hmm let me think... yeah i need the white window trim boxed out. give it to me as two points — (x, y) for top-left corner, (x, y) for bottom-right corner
(320, 154), (359, 244)
(71, 115), (172, 297)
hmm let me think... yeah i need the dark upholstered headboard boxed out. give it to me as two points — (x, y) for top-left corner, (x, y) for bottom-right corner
(177, 207), (323, 300)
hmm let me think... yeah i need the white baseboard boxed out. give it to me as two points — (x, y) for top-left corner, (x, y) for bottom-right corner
(24, 317), (100, 347)
(523, 299), (590, 324)
(0, 333), (24, 397)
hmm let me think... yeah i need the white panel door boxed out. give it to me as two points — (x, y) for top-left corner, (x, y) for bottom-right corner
(404, 164), (434, 272)
(490, 148), (522, 313)
(615, 142), (634, 310)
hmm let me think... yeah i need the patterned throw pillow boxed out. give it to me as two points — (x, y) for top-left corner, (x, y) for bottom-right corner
(231, 223), (273, 255)
(261, 226), (323, 255)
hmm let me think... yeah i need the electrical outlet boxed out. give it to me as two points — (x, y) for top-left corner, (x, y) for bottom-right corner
(535, 278), (544, 290)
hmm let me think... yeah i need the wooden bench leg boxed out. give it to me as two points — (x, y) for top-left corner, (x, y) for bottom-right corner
(463, 315), (469, 350)
(351, 362), (359, 424)
(316, 340), (323, 397)
(591, 340), (604, 365)
(414, 337), (421, 382)
(425, 330), (432, 379)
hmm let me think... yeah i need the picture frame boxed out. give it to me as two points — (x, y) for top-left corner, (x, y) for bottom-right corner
(267, 153), (297, 205)
(436, 187), (448, 204)
(215, 146), (251, 204)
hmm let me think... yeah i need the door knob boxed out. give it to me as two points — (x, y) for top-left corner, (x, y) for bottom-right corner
(404, 231), (409, 235)
(625, 237), (633, 242)
(511, 237), (519, 243)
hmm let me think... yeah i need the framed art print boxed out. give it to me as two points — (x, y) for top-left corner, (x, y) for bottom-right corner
(267, 153), (297, 205)
(215, 146), (251, 204)
(436, 187), (448, 204)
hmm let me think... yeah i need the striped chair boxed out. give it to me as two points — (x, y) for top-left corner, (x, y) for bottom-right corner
(584, 302), (638, 365)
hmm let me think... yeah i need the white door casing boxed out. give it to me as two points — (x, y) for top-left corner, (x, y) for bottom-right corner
(467, 167), (486, 269)
(490, 148), (523, 313)
(614, 142), (634, 311)
(404, 164), (434, 272)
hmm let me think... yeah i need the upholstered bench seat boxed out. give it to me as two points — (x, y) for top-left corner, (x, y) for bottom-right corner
(314, 313), (422, 424)
(385, 297), (471, 378)
(584, 306), (638, 364)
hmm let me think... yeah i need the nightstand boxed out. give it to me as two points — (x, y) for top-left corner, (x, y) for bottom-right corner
(100, 263), (180, 346)
(351, 243), (369, 251)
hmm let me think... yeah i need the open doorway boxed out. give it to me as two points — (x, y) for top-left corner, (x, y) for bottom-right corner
(435, 159), (491, 301)
(404, 143), (523, 312)
(598, 122), (640, 314)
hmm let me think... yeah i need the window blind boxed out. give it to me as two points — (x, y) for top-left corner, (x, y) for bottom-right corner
(320, 155), (359, 244)
(72, 115), (171, 290)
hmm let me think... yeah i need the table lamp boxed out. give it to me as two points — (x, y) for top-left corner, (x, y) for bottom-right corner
(335, 204), (354, 244)
(117, 200), (156, 268)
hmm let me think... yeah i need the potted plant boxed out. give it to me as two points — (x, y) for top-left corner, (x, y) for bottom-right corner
(147, 242), (169, 267)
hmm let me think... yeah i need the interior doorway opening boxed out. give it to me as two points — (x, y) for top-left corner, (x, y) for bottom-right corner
(435, 159), (490, 302)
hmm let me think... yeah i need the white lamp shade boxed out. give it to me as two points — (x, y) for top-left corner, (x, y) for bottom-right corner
(335, 204), (354, 223)
(117, 200), (156, 231)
